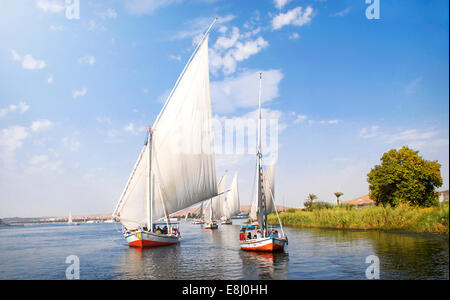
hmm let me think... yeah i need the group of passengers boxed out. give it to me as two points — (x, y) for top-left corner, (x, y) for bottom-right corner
(239, 228), (280, 241)
(124, 224), (179, 236)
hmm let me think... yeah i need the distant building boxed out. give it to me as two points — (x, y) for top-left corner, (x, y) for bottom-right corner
(345, 194), (376, 209)
(438, 190), (449, 203)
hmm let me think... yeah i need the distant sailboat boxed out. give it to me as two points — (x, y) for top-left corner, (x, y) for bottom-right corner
(112, 19), (219, 248)
(67, 212), (79, 226)
(239, 73), (288, 252)
(221, 173), (240, 225)
(192, 202), (204, 224)
(204, 171), (227, 229)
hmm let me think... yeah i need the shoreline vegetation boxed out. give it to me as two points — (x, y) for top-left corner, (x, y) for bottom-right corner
(268, 202), (449, 234)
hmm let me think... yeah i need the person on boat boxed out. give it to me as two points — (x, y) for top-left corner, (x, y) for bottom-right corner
(256, 230), (262, 239)
(156, 226), (162, 234)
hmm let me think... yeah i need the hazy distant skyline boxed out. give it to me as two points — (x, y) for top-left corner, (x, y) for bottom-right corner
(0, 0), (448, 217)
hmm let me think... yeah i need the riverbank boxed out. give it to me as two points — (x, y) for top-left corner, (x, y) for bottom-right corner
(268, 202), (449, 234)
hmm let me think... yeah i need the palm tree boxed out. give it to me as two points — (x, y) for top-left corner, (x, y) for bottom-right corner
(334, 192), (344, 205)
(304, 194), (318, 210)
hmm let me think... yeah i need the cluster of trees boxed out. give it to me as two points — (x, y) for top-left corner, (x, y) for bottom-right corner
(303, 146), (443, 209)
(367, 146), (442, 207)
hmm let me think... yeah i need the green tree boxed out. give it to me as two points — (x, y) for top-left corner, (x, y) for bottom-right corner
(367, 146), (442, 207)
(334, 192), (344, 205)
(304, 194), (318, 210)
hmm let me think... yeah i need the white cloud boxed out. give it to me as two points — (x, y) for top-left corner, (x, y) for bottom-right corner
(22, 54), (46, 70)
(0, 102), (29, 118)
(359, 126), (380, 139)
(0, 126), (29, 164)
(10, 50), (46, 70)
(99, 8), (118, 19)
(50, 25), (64, 31)
(169, 55), (181, 61)
(36, 0), (65, 13)
(210, 26), (269, 75)
(170, 14), (235, 44)
(96, 116), (112, 126)
(72, 88), (87, 99)
(29, 154), (62, 172)
(124, 122), (145, 135)
(62, 137), (80, 151)
(31, 119), (53, 132)
(274, 0), (290, 10)
(78, 55), (96, 65)
(10, 50), (21, 61)
(386, 129), (439, 144)
(289, 32), (300, 40)
(211, 69), (283, 113)
(405, 76), (423, 95)
(47, 74), (54, 84)
(272, 6), (314, 30)
(125, 0), (179, 15)
(330, 7), (351, 17)
(87, 20), (106, 32)
(294, 114), (307, 124)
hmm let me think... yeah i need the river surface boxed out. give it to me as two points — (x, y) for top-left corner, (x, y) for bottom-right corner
(0, 220), (448, 280)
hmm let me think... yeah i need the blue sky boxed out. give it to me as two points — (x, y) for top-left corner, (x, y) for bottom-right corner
(0, 0), (448, 217)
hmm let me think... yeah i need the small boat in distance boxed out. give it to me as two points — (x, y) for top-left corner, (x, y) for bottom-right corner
(192, 202), (204, 224)
(239, 73), (288, 252)
(67, 212), (79, 226)
(112, 18), (220, 248)
(204, 171), (227, 230)
(220, 172), (240, 225)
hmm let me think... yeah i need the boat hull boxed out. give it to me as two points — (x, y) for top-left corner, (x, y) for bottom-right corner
(240, 237), (286, 252)
(221, 221), (232, 225)
(125, 231), (179, 248)
(204, 222), (218, 229)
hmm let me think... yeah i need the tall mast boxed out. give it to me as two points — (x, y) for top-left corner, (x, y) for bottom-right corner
(147, 126), (153, 231)
(256, 73), (268, 236)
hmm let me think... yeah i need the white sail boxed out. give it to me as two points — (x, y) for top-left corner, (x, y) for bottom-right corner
(263, 163), (275, 215)
(68, 212), (72, 223)
(113, 35), (217, 228)
(249, 163), (275, 219)
(199, 202), (203, 219)
(114, 145), (149, 228)
(212, 172), (227, 218)
(223, 173), (240, 218)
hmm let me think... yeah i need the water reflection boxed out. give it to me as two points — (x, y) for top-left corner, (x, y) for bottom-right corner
(110, 222), (448, 280)
(239, 250), (289, 280)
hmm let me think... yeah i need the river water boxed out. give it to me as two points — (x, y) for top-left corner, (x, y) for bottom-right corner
(0, 219), (448, 280)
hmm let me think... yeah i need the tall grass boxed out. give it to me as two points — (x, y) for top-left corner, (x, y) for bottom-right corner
(268, 202), (449, 234)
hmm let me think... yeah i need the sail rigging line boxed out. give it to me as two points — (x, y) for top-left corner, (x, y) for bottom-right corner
(266, 186), (286, 239)
(152, 17), (218, 130)
(113, 144), (147, 217)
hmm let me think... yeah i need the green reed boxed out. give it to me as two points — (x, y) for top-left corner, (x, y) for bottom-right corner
(268, 202), (449, 234)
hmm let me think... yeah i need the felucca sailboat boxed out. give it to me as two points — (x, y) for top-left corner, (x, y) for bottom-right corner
(192, 202), (204, 224)
(67, 211), (79, 226)
(112, 19), (219, 248)
(239, 73), (288, 252)
(221, 172), (240, 225)
(204, 171), (227, 229)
